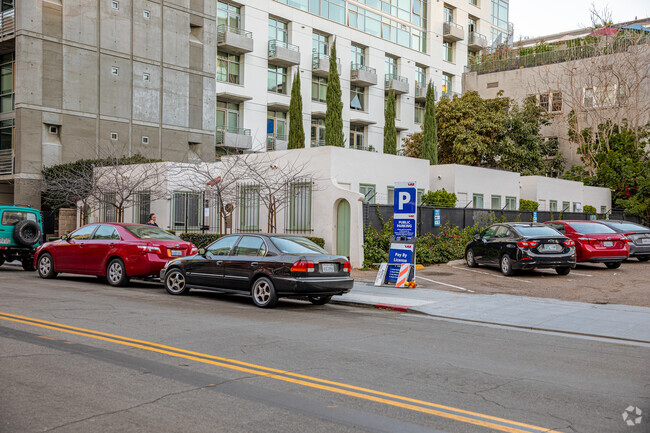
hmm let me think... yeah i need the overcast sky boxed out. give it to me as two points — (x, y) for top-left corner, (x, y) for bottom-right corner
(510, 0), (650, 41)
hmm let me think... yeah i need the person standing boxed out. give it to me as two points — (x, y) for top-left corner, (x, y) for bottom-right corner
(147, 213), (159, 227)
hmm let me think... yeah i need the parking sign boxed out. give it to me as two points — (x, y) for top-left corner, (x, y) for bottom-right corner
(393, 181), (417, 238)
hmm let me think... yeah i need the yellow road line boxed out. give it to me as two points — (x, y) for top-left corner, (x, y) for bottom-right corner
(0, 312), (561, 433)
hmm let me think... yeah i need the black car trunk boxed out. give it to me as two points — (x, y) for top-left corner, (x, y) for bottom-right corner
(291, 254), (349, 277)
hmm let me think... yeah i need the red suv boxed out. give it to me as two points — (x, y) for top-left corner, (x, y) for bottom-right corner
(545, 220), (628, 268)
(34, 223), (197, 286)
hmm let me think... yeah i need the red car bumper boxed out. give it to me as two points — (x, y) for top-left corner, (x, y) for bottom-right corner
(576, 244), (629, 262)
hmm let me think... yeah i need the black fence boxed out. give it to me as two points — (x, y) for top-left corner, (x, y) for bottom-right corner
(364, 204), (640, 236)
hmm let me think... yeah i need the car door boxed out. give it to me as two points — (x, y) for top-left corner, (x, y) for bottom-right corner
(55, 225), (99, 273)
(474, 225), (497, 263)
(484, 225), (509, 264)
(186, 235), (239, 288)
(84, 225), (121, 274)
(222, 236), (267, 291)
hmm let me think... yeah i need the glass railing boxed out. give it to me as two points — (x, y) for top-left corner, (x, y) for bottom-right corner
(217, 24), (252, 41)
(312, 53), (340, 69)
(443, 21), (463, 34)
(268, 40), (299, 56)
(0, 8), (14, 39)
(415, 83), (426, 97)
(0, 148), (13, 175)
(385, 74), (408, 86)
(350, 63), (376, 74)
(469, 31), (487, 46)
(441, 89), (460, 99)
(310, 139), (326, 147)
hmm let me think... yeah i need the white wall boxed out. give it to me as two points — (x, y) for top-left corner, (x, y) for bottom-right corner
(520, 176), (611, 212)
(583, 185), (612, 213)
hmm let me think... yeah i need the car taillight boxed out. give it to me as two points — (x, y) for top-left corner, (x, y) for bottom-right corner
(623, 233), (635, 243)
(138, 245), (161, 253)
(517, 241), (538, 248)
(190, 246), (198, 255)
(563, 240), (575, 247)
(577, 237), (596, 245)
(291, 260), (315, 273)
(343, 261), (351, 272)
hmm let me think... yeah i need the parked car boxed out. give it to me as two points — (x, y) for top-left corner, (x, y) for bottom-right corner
(594, 220), (650, 262)
(34, 223), (197, 286)
(465, 223), (576, 276)
(0, 205), (43, 271)
(160, 234), (353, 308)
(544, 220), (629, 268)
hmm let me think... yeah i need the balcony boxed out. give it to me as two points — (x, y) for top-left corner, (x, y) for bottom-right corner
(0, 8), (14, 41)
(0, 148), (12, 175)
(384, 74), (409, 95)
(217, 25), (253, 55)
(216, 127), (252, 150)
(266, 134), (288, 151)
(443, 21), (464, 42)
(310, 139), (326, 147)
(268, 40), (300, 67)
(350, 64), (377, 87)
(468, 31), (488, 51)
(350, 145), (376, 152)
(441, 89), (461, 99)
(312, 54), (341, 78)
(415, 83), (428, 101)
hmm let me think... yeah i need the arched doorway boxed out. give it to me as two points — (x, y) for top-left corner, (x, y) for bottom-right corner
(336, 200), (350, 257)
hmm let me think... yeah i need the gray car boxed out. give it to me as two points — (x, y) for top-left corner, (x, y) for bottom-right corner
(596, 220), (650, 261)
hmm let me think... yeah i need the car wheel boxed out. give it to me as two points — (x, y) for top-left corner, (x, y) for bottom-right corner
(638, 256), (649, 262)
(106, 258), (130, 287)
(465, 248), (478, 268)
(251, 277), (278, 308)
(13, 220), (41, 247)
(37, 254), (57, 279)
(500, 254), (515, 276)
(555, 267), (571, 276)
(164, 268), (190, 296)
(605, 262), (621, 269)
(308, 295), (332, 305)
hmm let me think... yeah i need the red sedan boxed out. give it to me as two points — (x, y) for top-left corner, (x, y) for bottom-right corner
(545, 220), (628, 268)
(34, 223), (197, 286)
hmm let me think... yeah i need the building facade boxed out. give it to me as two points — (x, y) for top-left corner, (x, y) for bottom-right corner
(2, 0), (506, 208)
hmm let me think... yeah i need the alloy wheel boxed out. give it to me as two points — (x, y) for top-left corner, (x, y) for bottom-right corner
(38, 256), (51, 275)
(253, 280), (271, 306)
(108, 262), (123, 284)
(166, 271), (186, 294)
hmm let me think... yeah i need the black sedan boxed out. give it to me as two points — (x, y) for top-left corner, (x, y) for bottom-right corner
(595, 220), (650, 261)
(160, 234), (353, 308)
(465, 223), (576, 276)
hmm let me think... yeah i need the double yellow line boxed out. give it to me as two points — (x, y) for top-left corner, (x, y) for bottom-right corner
(0, 312), (560, 433)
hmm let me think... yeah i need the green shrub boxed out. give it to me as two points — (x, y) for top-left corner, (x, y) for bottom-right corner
(583, 205), (597, 214)
(305, 236), (325, 248)
(179, 233), (222, 248)
(421, 188), (457, 207)
(519, 199), (539, 211)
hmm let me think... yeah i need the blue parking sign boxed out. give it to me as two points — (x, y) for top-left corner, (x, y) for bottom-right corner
(387, 243), (414, 282)
(393, 181), (417, 238)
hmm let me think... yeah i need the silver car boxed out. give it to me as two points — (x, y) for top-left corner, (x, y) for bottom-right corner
(596, 220), (650, 261)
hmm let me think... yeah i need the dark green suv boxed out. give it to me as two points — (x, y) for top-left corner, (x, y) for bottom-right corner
(0, 205), (43, 271)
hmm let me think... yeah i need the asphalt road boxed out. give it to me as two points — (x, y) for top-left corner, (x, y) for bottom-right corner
(1, 266), (648, 433)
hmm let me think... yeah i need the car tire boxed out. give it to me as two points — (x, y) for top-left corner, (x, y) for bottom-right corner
(500, 254), (515, 276)
(106, 258), (130, 287)
(37, 253), (57, 279)
(605, 262), (621, 269)
(164, 268), (190, 296)
(465, 248), (478, 268)
(308, 295), (332, 305)
(638, 256), (649, 262)
(251, 276), (278, 308)
(13, 220), (41, 247)
(555, 267), (571, 276)
(22, 259), (36, 272)
(0, 257), (5, 267)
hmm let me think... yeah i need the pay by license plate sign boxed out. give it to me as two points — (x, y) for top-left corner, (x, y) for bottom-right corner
(321, 263), (336, 273)
(169, 249), (183, 257)
(603, 241), (613, 247)
(543, 244), (561, 251)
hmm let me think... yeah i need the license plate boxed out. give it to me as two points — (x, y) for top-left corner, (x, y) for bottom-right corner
(321, 263), (336, 273)
(169, 250), (182, 257)
(642, 239), (650, 245)
(543, 244), (561, 251)
(0, 238), (10, 245)
(603, 241), (613, 247)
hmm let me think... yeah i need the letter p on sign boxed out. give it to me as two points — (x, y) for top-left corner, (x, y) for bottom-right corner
(398, 192), (410, 210)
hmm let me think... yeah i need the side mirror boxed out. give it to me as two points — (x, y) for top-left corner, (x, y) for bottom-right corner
(198, 248), (206, 256)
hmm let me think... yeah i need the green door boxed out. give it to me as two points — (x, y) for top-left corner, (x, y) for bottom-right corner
(336, 200), (350, 257)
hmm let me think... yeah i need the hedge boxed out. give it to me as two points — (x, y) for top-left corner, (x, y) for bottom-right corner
(179, 233), (326, 250)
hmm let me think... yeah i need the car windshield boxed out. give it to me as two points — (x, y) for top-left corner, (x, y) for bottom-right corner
(124, 225), (181, 240)
(272, 236), (328, 254)
(569, 222), (616, 234)
(2, 211), (38, 226)
(515, 226), (561, 237)
(603, 222), (650, 232)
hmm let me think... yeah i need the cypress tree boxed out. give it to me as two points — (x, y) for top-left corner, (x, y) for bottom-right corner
(325, 40), (344, 147)
(288, 71), (305, 149)
(383, 90), (397, 155)
(421, 81), (438, 164)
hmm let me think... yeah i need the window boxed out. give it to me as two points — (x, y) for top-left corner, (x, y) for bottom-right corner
(491, 27), (508, 46)
(135, 190), (151, 224)
(217, 51), (240, 84)
(443, 6), (454, 23)
(351, 44), (365, 67)
(1, 210), (37, 225)
(442, 73), (452, 95)
(568, 222), (616, 234)
(551, 92), (562, 112)
(385, 55), (397, 79)
(414, 102), (425, 124)
(289, 182), (312, 231)
(267, 65), (287, 94)
(415, 65), (426, 94)
(103, 193), (117, 222)
(482, 225), (496, 239)
(143, 10), (150, 18)
(468, 16), (477, 32)
(0, 53), (14, 114)
(491, 195), (501, 209)
(311, 77), (327, 102)
(93, 225), (120, 241)
(240, 186), (260, 231)
(505, 196), (516, 210)
(143, 73), (150, 81)
(491, 0), (509, 30)
(583, 86), (617, 108)
(469, 0), (478, 5)
(310, 119), (325, 146)
(216, 102), (240, 132)
(234, 236), (266, 256)
(110, 132), (118, 140)
(549, 200), (557, 212)
(111, 66), (119, 75)
(0, 119), (13, 152)
(217, 1), (241, 29)
(442, 42), (453, 63)
(312, 32), (329, 56)
(387, 186), (394, 205)
(268, 18), (288, 43)
(350, 86), (365, 111)
(417, 189), (424, 205)
(600, 206), (607, 214)
(267, 111), (287, 139)
(360, 184), (376, 204)
(70, 225), (98, 240)
(172, 192), (201, 230)
(573, 202), (582, 212)
(472, 193), (484, 209)
(206, 236), (238, 256)
(562, 201), (570, 212)
(141, 136), (149, 144)
(349, 125), (364, 149)
(125, 225), (181, 239)
(539, 93), (549, 112)
(494, 226), (510, 238)
(111, 1), (119, 9)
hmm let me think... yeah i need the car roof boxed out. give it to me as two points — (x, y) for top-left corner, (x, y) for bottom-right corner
(503, 223), (548, 227)
(0, 206), (39, 212)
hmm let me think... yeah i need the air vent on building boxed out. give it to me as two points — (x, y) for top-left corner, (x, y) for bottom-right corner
(142, 136), (149, 144)
(111, 1), (119, 9)
(110, 132), (119, 140)
(487, 82), (499, 88)
(143, 10), (150, 19)
(111, 66), (119, 76)
(48, 126), (58, 135)
(143, 73), (150, 81)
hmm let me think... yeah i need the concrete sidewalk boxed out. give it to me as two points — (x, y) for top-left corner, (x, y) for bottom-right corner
(333, 282), (650, 344)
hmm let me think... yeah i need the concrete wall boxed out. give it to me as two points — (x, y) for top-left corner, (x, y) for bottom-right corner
(583, 185), (612, 213)
(520, 176), (611, 213)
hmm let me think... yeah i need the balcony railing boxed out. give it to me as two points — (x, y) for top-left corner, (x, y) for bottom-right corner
(444, 21), (463, 33)
(441, 89), (461, 99)
(350, 64), (376, 74)
(351, 145), (376, 152)
(268, 40), (299, 56)
(384, 74), (407, 86)
(0, 8), (15, 39)
(217, 24), (252, 42)
(311, 139), (326, 147)
(312, 53), (340, 68)
(216, 127), (251, 143)
(468, 31), (487, 48)
(415, 83), (426, 98)
(0, 148), (13, 175)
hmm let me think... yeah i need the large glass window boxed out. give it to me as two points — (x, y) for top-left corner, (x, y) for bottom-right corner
(468, 16), (477, 32)
(311, 77), (327, 102)
(385, 55), (397, 77)
(349, 125), (365, 149)
(442, 73), (453, 95)
(267, 65), (287, 94)
(268, 18), (288, 42)
(267, 111), (287, 139)
(415, 65), (426, 90)
(0, 119), (13, 151)
(311, 119), (325, 146)
(350, 86), (365, 111)
(216, 51), (240, 84)
(491, 27), (508, 46)
(505, 196), (516, 210)
(0, 53), (14, 114)
(216, 102), (240, 131)
(312, 32), (329, 56)
(360, 184), (376, 204)
(414, 102), (424, 124)
(491, 195), (501, 209)
(351, 44), (366, 67)
(217, 1), (240, 28)
(443, 41), (453, 62)
(491, 0), (509, 30)
(1, 1), (14, 12)
(443, 5), (454, 23)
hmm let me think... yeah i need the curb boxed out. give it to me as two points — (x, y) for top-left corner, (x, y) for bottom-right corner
(331, 299), (424, 314)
